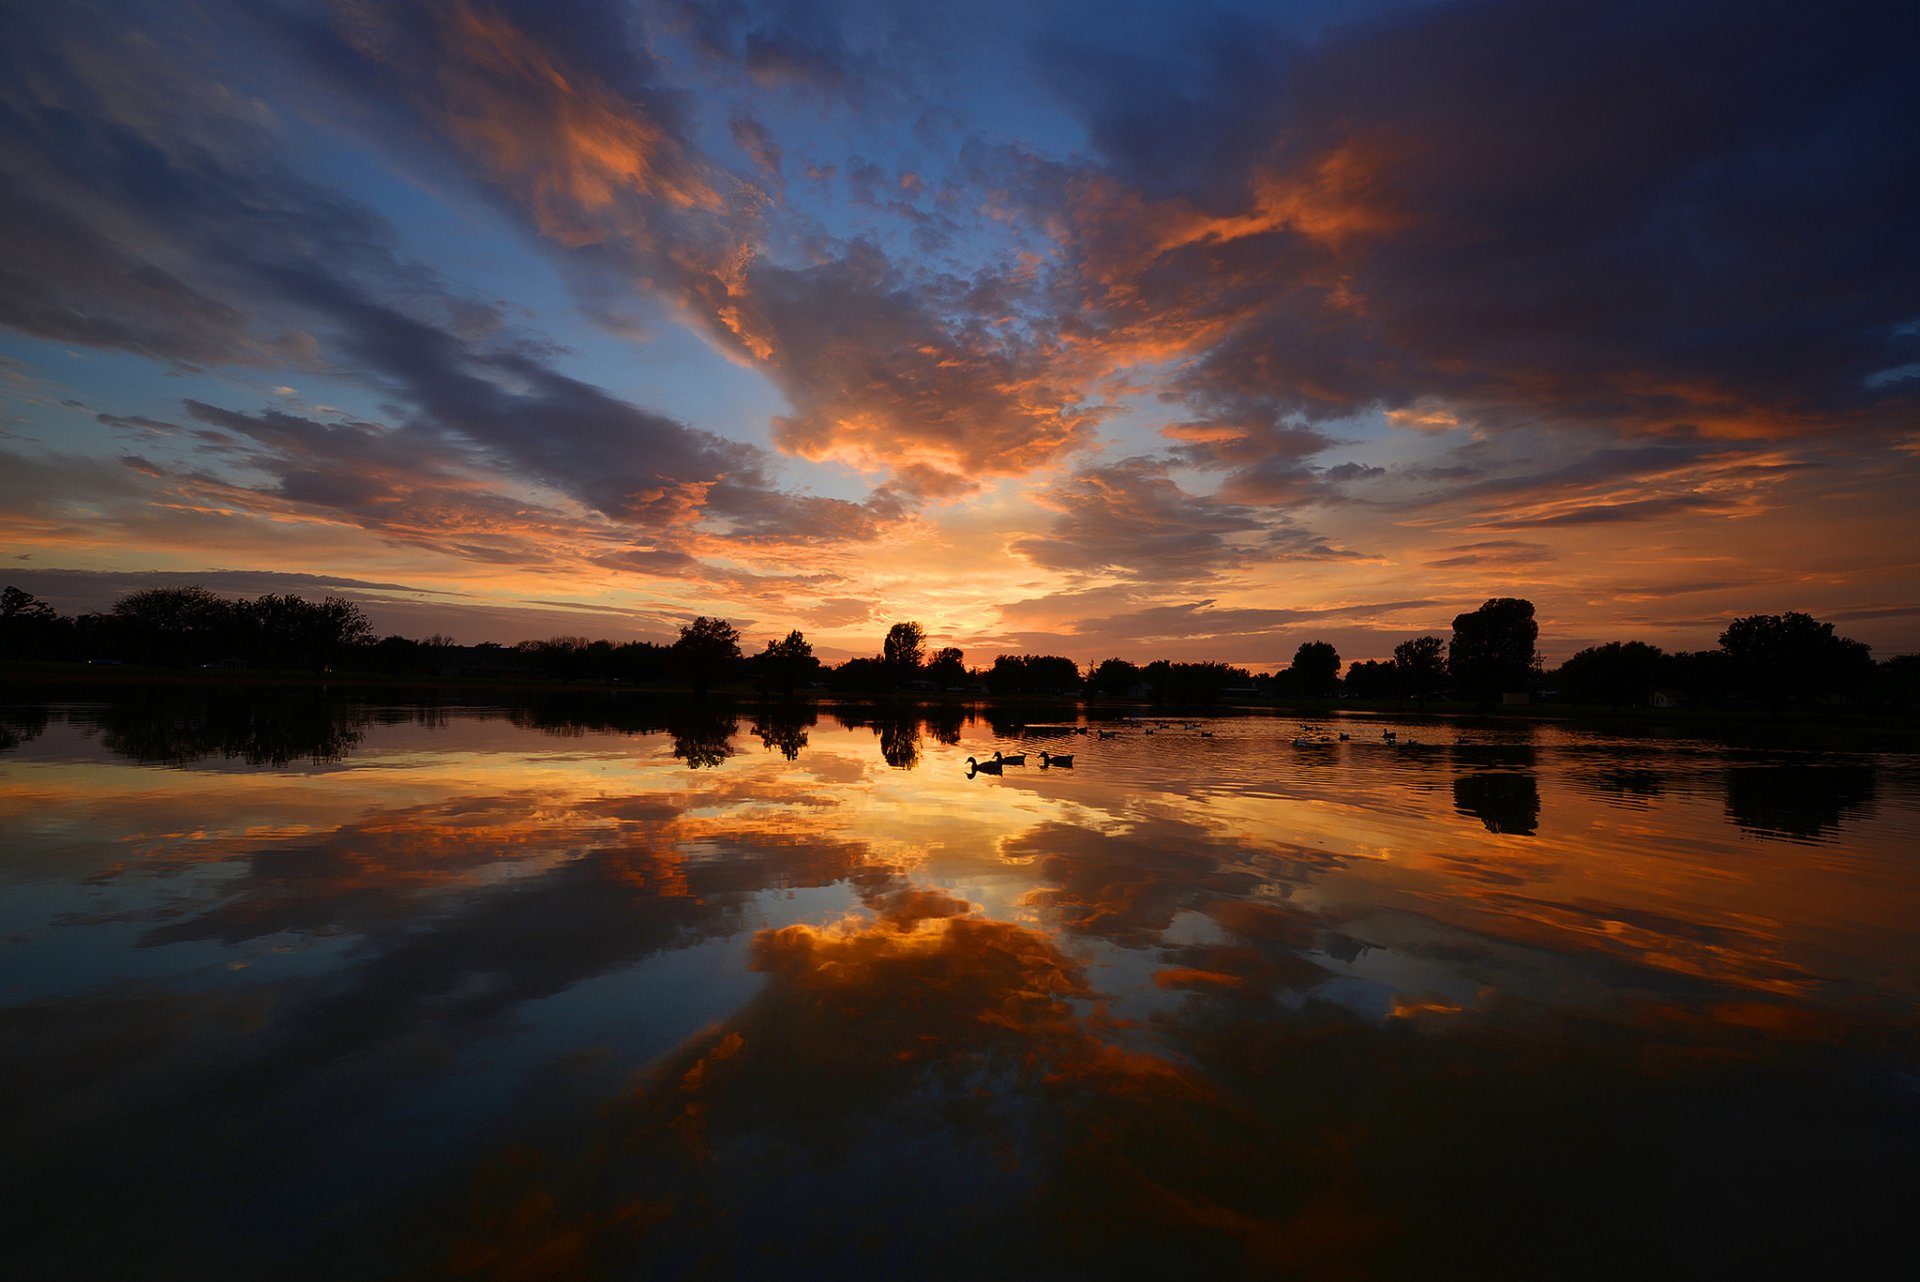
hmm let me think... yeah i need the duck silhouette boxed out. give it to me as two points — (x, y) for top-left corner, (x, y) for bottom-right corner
(994, 750), (1027, 765)
(965, 756), (1003, 775)
(1039, 751), (1074, 768)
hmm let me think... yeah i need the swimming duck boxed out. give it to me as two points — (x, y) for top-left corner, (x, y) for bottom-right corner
(1039, 751), (1074, 768)
(994, 750), (1027, 765)
(965, 756), (1003, 775)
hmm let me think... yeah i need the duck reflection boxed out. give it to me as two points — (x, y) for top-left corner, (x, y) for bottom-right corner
(1724, 762), (1877, 841)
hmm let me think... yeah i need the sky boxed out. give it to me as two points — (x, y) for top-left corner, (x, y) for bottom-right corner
(1, 0), (1916, 666)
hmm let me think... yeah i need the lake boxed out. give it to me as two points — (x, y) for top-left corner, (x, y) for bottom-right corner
(2, 694), (1917, 1280)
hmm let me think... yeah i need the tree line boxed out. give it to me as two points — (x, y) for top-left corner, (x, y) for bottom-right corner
(3, 585), (1913, 711)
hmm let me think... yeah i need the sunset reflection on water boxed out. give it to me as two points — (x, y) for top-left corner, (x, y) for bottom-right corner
(2, 698), (1916, 1279)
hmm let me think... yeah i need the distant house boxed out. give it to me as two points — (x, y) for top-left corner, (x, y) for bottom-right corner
(1649, 688), (1685, 709)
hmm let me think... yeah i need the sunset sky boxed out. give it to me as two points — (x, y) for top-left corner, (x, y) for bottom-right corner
(2, 0), (1916, 665)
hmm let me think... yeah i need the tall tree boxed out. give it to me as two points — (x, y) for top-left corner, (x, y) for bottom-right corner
(1555, 640), (1667, 709)
(882, 621), (926, 673)
(111, 585), (236, 666)
(1087, 657), (1141, 697)
(925, 646), (967, 686)
(1393, 635), (1447, 705)
(0, 586), (62, 660)
(1448, 599), (1539, 705)
(670, 616), (742, 696)
(1718, 611), (1873, 709)
(1289, 641), (1341, 699)
(760, 629), (816, 696)
(1342, 659), (1398, 700)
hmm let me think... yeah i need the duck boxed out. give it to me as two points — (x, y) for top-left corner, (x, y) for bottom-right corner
(1337, 732), (1350, 742)
(1382, 730), (1398, 743)
(994, 750), (1027, 765)
(965, 756), (1003, 775)
(1039, 751), (1074, 768)
(1096, 729), (1118, 739)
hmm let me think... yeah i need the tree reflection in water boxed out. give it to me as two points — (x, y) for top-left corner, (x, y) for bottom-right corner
(751, 704), (814, 761)
(0, 705), (49, 754)
(877, 714), (920, 769)
(1724, 762), (1877, 841)
(3, 704), (1916, 1280)
(1452, 772), (1541, 835)
(922, 705), (964, 746)
(667, 701), (737, 769)
(80, 693), (366, 766)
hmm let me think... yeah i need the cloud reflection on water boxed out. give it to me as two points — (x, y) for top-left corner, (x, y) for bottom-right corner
(1, 700), (1916, 1277)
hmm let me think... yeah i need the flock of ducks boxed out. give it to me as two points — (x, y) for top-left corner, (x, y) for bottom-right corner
(969, 724), (1431, 774)
(966, 749), (1072, 775)
(1291, 728), (1423, 748)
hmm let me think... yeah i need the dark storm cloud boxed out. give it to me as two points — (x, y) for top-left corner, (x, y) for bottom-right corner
(1041, 0), (1920, 452)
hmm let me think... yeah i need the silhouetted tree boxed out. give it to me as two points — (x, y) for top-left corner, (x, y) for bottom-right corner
(985, 654), (1080, 695)
(1342, 658), (1398, 700)
(112, 585), (237, 666)
(0, 586), (64, 660)
(1718, 611), (1874, 709)
(883, 621), (926, 688)
(1554, 640), (1668, 709)
(827, 655), (888, 692)
(670, 616), (742, 695)
(1448, 599), (1539, 705)
(1141, 659), (1240, 703)
(758, 629), (817, 697)
(925, 646), (967, 687)
(1289, 641), (1341, 699)
(1393, 635), (1447, 706)
(515, 636), (596, 682)
(1879, 654), (1920, 713)
(1087, 657), (1141, 698)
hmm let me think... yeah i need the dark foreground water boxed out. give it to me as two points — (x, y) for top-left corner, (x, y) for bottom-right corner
(2, 694), (1917, 1280)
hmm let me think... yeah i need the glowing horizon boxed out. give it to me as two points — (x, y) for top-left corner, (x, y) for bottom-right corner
(2, 0), (1916, 667)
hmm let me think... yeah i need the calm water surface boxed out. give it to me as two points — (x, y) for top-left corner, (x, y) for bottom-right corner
(2, 695), (1917, 1279)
